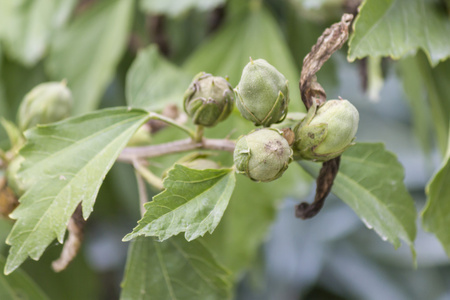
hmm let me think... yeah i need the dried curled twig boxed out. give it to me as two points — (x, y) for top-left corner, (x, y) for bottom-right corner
(52, 204), (85, 272)
(296, 14), (353, 220)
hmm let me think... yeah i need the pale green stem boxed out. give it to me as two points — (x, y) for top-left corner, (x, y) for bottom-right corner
(133, 159), (164, 191)
(134, 170), (148, 217)
(194, 125), (204, 142)
(148, 112), (195, 139)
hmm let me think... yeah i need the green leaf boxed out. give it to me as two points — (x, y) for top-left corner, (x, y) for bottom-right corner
(397, 56), (433, 154)
(0, 255), (49, 300)
(0, 218), (13, 253)
(201, 115), (312, 273)
(300, 143), (417, 256)
(422, 136), (450, 257)
(348, 0), (450, 66)
(183, 5), (303, 112)
(121, 236), (232, 300)
(0, 0), (77, 66)
(4, 107), (150, 275)
(140, 0), (225, 17)
(126, 45), (191, 111)
(46, 0), (134, 114)
(415, 54), (450, 155)
(123, 165), (236, 242)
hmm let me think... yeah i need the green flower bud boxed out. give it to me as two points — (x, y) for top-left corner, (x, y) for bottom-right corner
(294, 99), (359, 162)
(184, 72), (234, 127)
(235, 58), (289, 127)
(17, 81), (73, 131)
(127, 125), (152, 147)
(234, 128), (293, 182)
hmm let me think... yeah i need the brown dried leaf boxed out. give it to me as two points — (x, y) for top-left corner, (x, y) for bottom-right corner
(296, 14), (352, 219)
(299, 13), (353, 109)
(0, 177), (19, 219)
(296, 157), (340, 219)
(52, 204), (85, 272)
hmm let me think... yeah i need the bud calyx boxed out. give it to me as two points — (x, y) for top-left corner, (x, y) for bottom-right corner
(17, 81), (73, 131)
(235, 58), (289, 127)
(234, 128), (293, 182)
(293, 99), (359, 162)
(184, 72), (234, 127)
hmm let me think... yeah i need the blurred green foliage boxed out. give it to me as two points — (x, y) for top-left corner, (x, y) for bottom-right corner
(0, 0), (450, 299)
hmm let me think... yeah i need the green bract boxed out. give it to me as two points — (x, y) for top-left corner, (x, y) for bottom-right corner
(234, 128), (293, 182)
(235, 58), (289, 127)
(17, 81), (73, 131)
(183, 72), (234, 127)
(294, 99), (359, 162)
(6, 156), (27, 197)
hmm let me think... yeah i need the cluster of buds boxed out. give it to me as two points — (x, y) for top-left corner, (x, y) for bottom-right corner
(183, 59), (359, 183)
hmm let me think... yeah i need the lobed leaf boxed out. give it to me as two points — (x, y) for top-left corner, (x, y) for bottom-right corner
(4, 108), (150, 275)
(126, 45), (191, 111)
(46, 0), (134, 114)
(200, 115), (312, 273)
(120, 236), (232, 300)
(300, 143), (417, 256)
(348, 0), (450, 66)
(123, 165), (236, 242)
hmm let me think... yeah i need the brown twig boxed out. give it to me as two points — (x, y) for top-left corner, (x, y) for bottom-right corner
(296, 14), (353, 220)
(296, 157), (341, 219)
(52, 204), (85, 272)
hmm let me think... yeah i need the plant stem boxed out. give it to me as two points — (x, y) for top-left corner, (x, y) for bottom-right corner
(118, 138), (235, 163)
(134, 170), (149, 217)
(194, 125), (204, 142)
(148, 112), (195, 138)
(133, 159), (164, 191)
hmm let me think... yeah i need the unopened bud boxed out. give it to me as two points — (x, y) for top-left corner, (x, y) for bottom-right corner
(17, 81), (73, 131)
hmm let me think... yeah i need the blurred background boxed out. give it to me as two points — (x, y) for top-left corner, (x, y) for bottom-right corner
(1, 0), (450, 299)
